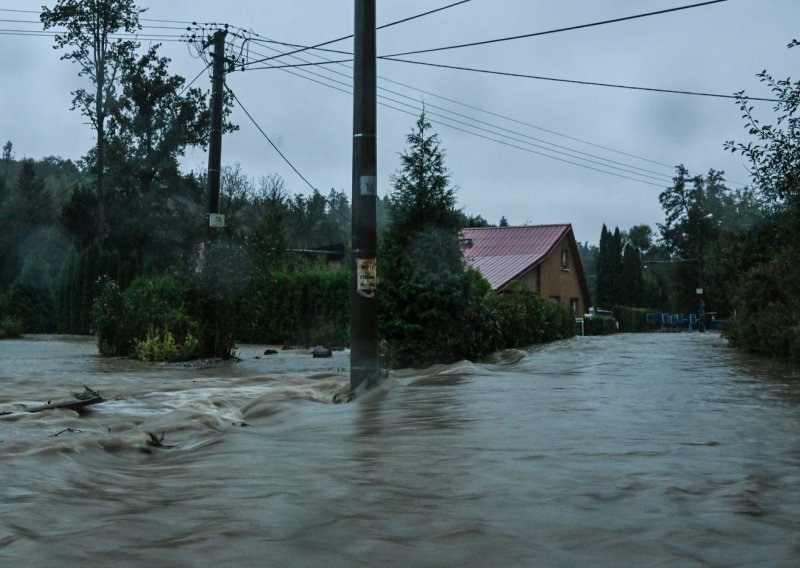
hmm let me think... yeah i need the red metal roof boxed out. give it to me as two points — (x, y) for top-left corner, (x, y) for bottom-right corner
(461, 224), (571, 290)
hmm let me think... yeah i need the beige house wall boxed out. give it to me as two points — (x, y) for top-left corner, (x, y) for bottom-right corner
(514, 234), (589, 315)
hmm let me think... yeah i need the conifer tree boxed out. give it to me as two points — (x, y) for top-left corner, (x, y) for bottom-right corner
(620, 244), (645, 307)
(379, 111), (473, 367)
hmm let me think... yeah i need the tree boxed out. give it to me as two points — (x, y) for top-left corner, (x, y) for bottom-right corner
(725, 50), (800, 211)
(721, 44), (800, 356)
(379, 111), (476, 367)
(2, 141), (12, 186)
(577, 240), (599, 302)
(658, 166), (728, 312)
(41, 0), (143, 241)
(101, 45), (222, 264)
(499, 215), (509, 227)
(596, 224), (623, 308)
(13, 159), (54, 229)
(620, 244), (644, 307)
(627, 224), (653, 255)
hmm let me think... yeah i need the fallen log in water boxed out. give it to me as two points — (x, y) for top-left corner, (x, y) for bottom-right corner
(26, 395), (105, 413)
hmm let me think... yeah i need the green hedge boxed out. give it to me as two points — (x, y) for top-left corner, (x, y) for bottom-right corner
(612, 305), (657, 333)
(235, 263), (350, 347)
(585, 314), (618, 335)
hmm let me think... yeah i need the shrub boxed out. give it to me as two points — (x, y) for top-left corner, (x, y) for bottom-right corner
(91, 278), (129, 356)
(612, 305), (656, 333)
(92, 274), (226, 361)
(724, 248), (800, 360)
(134, 327), (199, 362)
(543, 301), (578, 341)
(6, 281), (55, 333)
(0, 315), (23, 339)
(484, 281), (575, 348)
(585, 315), (618, 335)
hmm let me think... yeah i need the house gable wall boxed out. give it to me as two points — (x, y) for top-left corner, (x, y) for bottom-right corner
(537, 233), (589, 315)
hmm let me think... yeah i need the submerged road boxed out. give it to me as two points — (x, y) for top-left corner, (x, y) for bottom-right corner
(1, 333), (799, 566)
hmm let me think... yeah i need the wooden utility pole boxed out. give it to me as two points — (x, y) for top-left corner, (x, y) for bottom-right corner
(205, 29), (227, 236)
(350, 0), (379, 392)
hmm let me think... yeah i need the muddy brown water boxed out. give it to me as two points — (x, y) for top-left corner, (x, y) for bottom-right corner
(1, 333), (799, 566)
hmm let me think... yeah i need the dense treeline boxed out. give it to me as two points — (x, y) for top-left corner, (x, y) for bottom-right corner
(580, 41), (800, 361)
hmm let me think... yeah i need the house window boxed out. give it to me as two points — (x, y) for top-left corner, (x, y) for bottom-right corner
(561, 249), (569, 270)
(570, 297), (579, 312)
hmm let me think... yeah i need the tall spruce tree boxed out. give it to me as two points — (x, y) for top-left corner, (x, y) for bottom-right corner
(379, 111), (473, 367)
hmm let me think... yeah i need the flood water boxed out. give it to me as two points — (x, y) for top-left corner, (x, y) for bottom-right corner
(2, 333), (799, 566)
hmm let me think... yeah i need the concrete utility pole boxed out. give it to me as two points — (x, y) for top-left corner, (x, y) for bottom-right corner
(205, 29), (227, 237)
(350, 0), (379, 392)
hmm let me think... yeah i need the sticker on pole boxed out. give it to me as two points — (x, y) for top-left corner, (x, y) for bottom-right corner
(208, 213), (226, 228)
(356, 258), (377, 297)
(360, 175), (377, 196)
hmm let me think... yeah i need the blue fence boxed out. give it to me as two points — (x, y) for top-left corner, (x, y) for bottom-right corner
(645, 313), (727, 332)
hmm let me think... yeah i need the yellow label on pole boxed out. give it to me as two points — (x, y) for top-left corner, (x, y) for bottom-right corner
(356, 258), (377, 297)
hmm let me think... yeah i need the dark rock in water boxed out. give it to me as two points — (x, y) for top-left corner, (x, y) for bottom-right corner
(312, 346), (332, 358)
(264, 349), (279, 356)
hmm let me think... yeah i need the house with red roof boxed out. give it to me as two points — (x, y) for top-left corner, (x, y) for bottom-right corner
(461, 224), (591, 316)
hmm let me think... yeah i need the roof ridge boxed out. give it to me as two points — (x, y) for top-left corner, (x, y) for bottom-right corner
(462, 223), (571, 230)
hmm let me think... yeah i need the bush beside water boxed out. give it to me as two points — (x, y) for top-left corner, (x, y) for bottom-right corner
(0, 314), (23, 339)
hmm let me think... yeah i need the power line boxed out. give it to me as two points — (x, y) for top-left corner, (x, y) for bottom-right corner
(240, 41), (675, 182)
(377, 0), (473, 31)
(178, 61), (212, 96)
(0, 17), (188, 30)
(241, 0), (473, 68)
(0, 29), (189, 42)
(380, 57), (780, 102)
(381, 0), (734, 58)
(233, 43), (672, 187)
(232, 42), (761, 186)
(373, 74), (676, 170)
(225, 85), (318, 192)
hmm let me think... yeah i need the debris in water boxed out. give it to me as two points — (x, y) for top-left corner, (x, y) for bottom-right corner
(48, 427), (84, 437)
(145, 432), (175, 449)
(27, 386), (105, 414)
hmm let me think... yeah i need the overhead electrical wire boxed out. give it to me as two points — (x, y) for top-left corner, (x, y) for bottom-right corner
(379, 58), (779, 103)
(241, 0), (473, 68)
(240, 41), (676, 182)
(381, 0), (734, 58)
(224, 85), (318, 192)
(4, 4), (754, 188)
(232, 41), (675, 187)
(224, 23), (755, 181)
(177, 61), (212, 96)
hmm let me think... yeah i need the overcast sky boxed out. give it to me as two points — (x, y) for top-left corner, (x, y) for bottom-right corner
(2, 0), (797, 243)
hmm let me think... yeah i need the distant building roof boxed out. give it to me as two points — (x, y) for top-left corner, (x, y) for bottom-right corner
(461, 224), (572, 290)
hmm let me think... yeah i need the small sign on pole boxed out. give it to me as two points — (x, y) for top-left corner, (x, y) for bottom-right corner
(209, 213), (226, 228)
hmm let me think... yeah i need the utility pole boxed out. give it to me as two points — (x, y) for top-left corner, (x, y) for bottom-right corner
(350, 0), (378, 392)
(205, 29), (227, 237)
